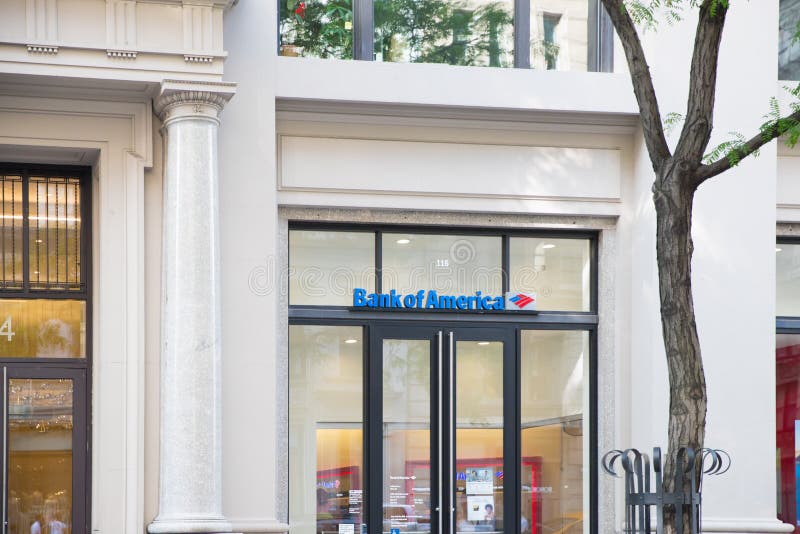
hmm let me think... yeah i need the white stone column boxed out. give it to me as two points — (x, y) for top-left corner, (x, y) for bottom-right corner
(149, 81), (236, 534)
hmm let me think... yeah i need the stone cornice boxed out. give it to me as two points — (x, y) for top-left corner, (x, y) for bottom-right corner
(154, 79), (237, 122)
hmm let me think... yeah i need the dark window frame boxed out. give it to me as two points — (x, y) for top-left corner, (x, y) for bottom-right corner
(289, 221), (599, 317)
(0, 162), (92, 534)
(287, 222), (599, 534)
(279, 0), (614, 71)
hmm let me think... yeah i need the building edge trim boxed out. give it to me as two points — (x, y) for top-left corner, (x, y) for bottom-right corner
(228, 519), (290, 533)
(700, 518), (794, 533)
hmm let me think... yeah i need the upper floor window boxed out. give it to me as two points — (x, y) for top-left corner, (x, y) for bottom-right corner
(781, 0), (800, 79)
(279, 0), (613, 71)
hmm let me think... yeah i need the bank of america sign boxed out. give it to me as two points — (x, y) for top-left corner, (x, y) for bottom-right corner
(352, 289), (537, 312)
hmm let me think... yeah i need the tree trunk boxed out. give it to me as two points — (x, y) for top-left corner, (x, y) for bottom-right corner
(653, 163), (708, 534)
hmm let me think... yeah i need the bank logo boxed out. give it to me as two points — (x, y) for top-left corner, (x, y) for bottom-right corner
(506, 292), (536, 311)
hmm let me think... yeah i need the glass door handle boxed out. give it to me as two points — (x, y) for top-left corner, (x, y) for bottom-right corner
(436, 331), (443, 534)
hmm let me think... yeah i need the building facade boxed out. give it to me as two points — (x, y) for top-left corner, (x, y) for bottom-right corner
(0, 1), (796, 534)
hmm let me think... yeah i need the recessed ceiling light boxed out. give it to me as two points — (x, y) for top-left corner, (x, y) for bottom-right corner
(542, 244), (556, 249)
(477, 341), (490, 346)
(777, 247), (783, 252)
(35, 239), (42, 244)
(344, 339), (358, 344)
(396, 238), (411, 245)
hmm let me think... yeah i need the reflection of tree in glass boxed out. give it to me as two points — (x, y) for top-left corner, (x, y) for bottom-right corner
(280, 0), (353, 59)
(374, 0), (512, 67)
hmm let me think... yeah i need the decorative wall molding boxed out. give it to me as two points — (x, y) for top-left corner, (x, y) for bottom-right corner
(185, 54), (214, 63)
(107, 49), (139, 59)
(182, 3), (213, 52)
(26, 44), (58, 54)
(106, 0), (138, 50)
(26, 0), (58, 42)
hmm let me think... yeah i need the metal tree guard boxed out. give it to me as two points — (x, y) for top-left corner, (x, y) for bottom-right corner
(602, 447), (730, 534)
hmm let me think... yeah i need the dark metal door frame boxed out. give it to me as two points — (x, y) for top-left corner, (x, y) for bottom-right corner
(2, 365), (88, 534)
(367, 324), (517, 534)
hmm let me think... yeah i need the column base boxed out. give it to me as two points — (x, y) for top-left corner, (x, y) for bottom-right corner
(148, 518), (234, 534)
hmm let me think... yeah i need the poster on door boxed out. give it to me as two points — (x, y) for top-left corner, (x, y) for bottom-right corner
(466, 467), (493, 495)
(466, 495), (495, 522)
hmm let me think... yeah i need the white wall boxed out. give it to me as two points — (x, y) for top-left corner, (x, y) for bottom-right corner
(219, 0), (284, 531)
(619, 2), (787, 532)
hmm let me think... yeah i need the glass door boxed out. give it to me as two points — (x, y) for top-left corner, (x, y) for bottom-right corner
(369, 326), (516, 534)
(3, 366), (86, 534)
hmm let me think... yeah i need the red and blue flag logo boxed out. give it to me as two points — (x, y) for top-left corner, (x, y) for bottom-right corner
(505, 292), (537, 310)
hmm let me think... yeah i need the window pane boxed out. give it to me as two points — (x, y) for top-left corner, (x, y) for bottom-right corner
(780, 0), (800, 80)
(530, 1), (590, 72)
(290, 230), (375, 306)
(382, 234), (502, 296)
(777, 244), (800, 315)
(289, 325), (364, 534)
(509, 237), (590, 312)
(280, 0), (354, 59)
(777, 334), (800, 527)
(383, 339), (431, 534)
(0, 299), (86, 358)
(8, 378), (74, 534)
(0, 175), (24, 289)
(29, 176), (83, 291)
(374, 0), (513, 67)
(520, 330), (587, 534)
(456, 341), (504, 533)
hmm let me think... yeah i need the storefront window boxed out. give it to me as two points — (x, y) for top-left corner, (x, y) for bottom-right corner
(520, 330), (587, 534)
(287, 225), (596, 534)
(777, 334), (800, 530)
(374, 0), (514, 67)
(289, 325), (365, 534)
(382, 233), (502, 296)
(290, 230), (375, 306)
(510, 237), (591, 312)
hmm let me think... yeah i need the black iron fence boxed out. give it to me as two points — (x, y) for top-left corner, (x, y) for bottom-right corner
(602, 447), (730, 534)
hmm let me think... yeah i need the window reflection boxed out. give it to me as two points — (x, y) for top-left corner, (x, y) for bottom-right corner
(520, 330), (586, 534)
(530, 1), (590, 72)
(382, 234), (502, 296)
(279, 0), (354, 59)
(509, 237), (590, 312)
(8, 379), (74, 534)
(0, 300), (86, 359)
(781, 0), (800, 80)
(290, 326), (365, 534)
(289, 231), (375, 306)
(374, 0), (513, 67)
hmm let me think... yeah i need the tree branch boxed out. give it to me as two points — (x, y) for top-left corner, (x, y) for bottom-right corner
(695, 108), (800, 185)
(674, 0), (729, 163)
(599, 0), (671, 170)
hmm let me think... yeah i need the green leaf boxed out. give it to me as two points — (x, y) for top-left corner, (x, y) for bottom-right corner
(663, 111), (684, 136)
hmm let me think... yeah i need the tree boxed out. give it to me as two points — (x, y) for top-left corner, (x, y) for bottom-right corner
(603, 1), (800, 532)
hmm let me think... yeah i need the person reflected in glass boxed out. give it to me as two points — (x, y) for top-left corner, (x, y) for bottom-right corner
(44, 498), (68, 534)
(30, 513), (43, 534)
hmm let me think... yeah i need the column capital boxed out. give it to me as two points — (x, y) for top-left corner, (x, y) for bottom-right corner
(154, 79), (237, 124)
